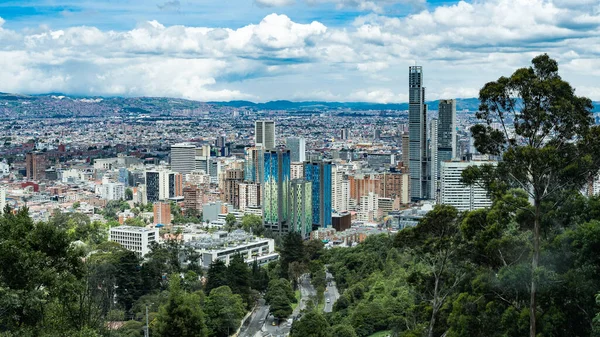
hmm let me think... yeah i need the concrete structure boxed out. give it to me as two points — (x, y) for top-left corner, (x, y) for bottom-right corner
(26, 152), (47, 181)
(430, 118), (438, 199)
(437, 99), (457, 175)
(185, 230), (277, 268)
(440, 160), (495, 211)
(239, 182), (261, 212)
(221, 169), (243, 208)
(290, 162), (304, 180)
(145, 170), (183, 202)
(100, 182), (125, 201)
(305, 161), (332, 229)
(0, 161), (9, 177)
(183, 185), (203, 212)
(401, 132), (410, 169)
(154, 202), (171, 225)
(109, 226), (159, 257)
(290, 179), (312, 239)
(408, 66), (430, 200)
(332, 212), (351, 232)
(255, 120), (276, 150)
(286, 137), (306, 162)
(171, 143), (196, 175)
(263, 149), (291, 233)
(203, 201), (222, 222)
(379, 170), (410, 204)
(358, 192), (379, 222)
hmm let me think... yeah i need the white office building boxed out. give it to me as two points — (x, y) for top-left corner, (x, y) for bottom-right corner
(290, 162), (304, 180)
(171, 143), (196, 175)
(100, 182), (125, 201)
(440, 160), (496, 211)
(109, 226), (159, 257)
(185, 230), (277, 268)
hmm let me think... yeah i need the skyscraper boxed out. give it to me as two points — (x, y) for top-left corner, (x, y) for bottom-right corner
(222, 169), (244, 208)
(408, 66), (429, 200)
(255, 120), (276, 150)
(305, 161), (332, 229)
(290, 179), (312, 239)
(146, 171), (160, 203)
(26, 152), (47, 181)
(430, 118), (438, 199)
(263, 149), (291, 233)
(437, 99), (457, 175)
(286, 137), (306, 162)
(244, 147), (263, 183)
(170, 143), (196, 175)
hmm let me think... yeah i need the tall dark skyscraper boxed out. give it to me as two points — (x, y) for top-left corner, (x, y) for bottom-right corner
(305, 161), (332, 229)
(437, 99), (457, 177)
(409, 66), (429, 200)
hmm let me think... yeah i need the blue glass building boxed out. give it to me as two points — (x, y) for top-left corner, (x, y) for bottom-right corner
(263, 149), (291, 233)
(304, 161), (332, 229)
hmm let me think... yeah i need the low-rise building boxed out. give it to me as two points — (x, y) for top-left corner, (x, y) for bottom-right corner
(109, 226), (159, 257)
(185, 230), (277, 268)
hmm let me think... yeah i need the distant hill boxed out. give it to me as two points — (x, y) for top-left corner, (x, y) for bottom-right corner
(0, 93), (598, 118)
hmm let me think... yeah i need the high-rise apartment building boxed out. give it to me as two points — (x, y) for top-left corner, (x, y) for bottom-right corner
(255, 120), (276, 150)
(348, 173), (381, 204)
(437, 99), (457, 175)
(430, 119), (438, 198)
(379, 170), (410, 204)
(170, 143), (196, 175)
(409, 66), (429, 200)
(290, 162), (304, 180)
(401, 132), (410, 168)
(305, 161), (332, 229)
(440, 160), (495, 211)
(290, 179), (313, 239)
(244, 147), (263, 183)
(340, 128), (350, 140)
(222, 169), (244, 209)
(145, 170), (182, 202)
(287, 137), (306, 162)
(26, 152), (47, 181)
(183, 185), (203, 212)
(153, 202), (172, 225)
(239, 182), (261, 212)
(100, 182), (125, 201)
(263, 149), (290, 233)
(331, 165), (347, 212)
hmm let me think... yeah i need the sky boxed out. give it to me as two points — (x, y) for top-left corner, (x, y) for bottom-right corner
(0, 0), (599, 102)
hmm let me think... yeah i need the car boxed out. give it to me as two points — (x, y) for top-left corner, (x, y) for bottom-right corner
(326, 298), (331, 303)
(272, 321), (277, 326)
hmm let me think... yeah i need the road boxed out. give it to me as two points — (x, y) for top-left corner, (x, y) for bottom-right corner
(323, 269), (340, 313)
(238, 274), (316, 337)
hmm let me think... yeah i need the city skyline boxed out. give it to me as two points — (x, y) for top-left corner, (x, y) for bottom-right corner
(1, 0), (599, 102)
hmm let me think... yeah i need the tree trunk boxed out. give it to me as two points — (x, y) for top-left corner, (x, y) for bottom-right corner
(428, 276), (440, 337)
(530, 199), (540, 337)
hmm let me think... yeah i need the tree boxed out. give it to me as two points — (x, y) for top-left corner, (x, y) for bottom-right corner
(125, 188), (133, 201)
(154, 275), (208, 337)
(225, 213), (237, 232)
(205, 286), (245, 337)
(73, 201), (81, 209)
(241, 214), (264, 235)
(0, 206), (85, 331)
(290, 310), (331, 337)
(205, 260), (228, 293)
(265, 278), (296, 322)
(280, 231), (306, 279)
(227, 254), (252, 306)
(288, 261), (307, 289)
(464, 54), (600, 337)
(330, 324), (357, 337)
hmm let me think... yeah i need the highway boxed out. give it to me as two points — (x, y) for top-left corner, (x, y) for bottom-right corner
(323, 269), (340, 313)
(238, 274), (316, 337)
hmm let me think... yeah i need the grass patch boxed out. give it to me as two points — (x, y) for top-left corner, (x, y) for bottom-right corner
(367, 331), (391, 337)
(291, 290), (301, 311)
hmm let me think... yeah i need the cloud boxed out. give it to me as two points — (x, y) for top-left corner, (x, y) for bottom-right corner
(157, 0), (181, 11)
(255, 0), (295, 7)
(0, 0), (600, 102)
